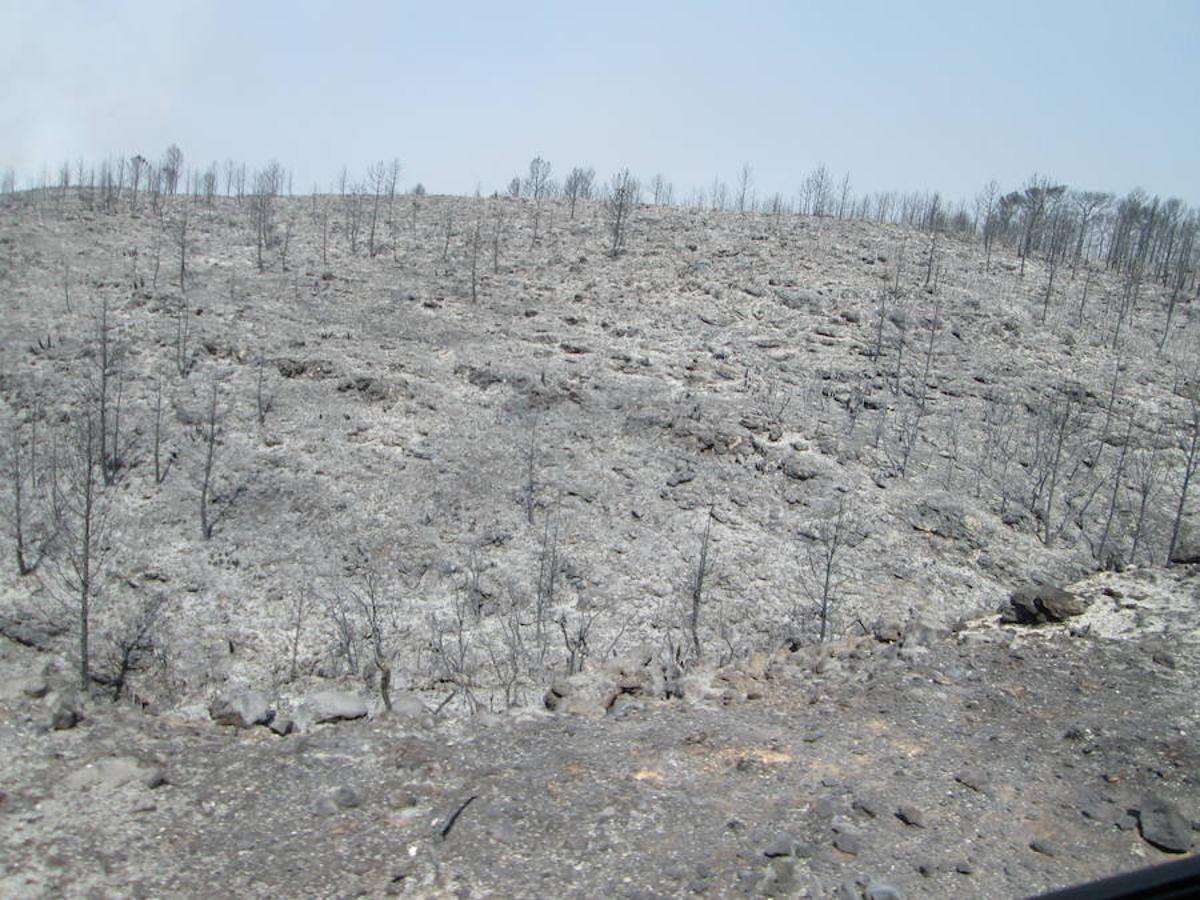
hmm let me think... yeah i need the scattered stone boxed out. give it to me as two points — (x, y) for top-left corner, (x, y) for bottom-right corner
(763, 832), (797, 858)
(19, 676), (50, 699)
(954, 859), (975, 875)
(955, 769), (989, 793)
(1029, 838), (1057, 857)
(756, 857), (797, 896)
(331, 785), (362, 810)
(853, 795), (884, 818)
(209, 690), (274, 728)
(865, 879), (905, 900)
(1151, 651), (1176, 670)
(1116, 813), (1139, 832)
(1138, 796), (1193, 853)
(268, 714), (294, 736)
(895, 804), (927, 828)
(833, 831), (861, 856)
(665, 468), (695, 487)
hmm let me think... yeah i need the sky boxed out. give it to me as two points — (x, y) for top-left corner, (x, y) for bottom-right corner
(3, 0), (1198, 206)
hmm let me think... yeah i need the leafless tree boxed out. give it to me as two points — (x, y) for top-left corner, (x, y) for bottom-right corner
(367, 160), (386, 257)
(177, 203), (189, 290)
(249, 169), (277, 272)
(151, 375), (172, 484)
(196, 379), (235, 540)
(492, 206), (505, 273)
(344, 548), (404, 712)
(3, 416), (57, 575)
(255, 353), (274, 426)
(562, 167), (594, 219)
(47, 407), (113, 689)
(649, 174), (672, 206)
(735, 162), (753, 213)
(175, 294), (194, 377)
(605, 169), (638, 256)
(469, 211), (483, 303)
(533, 498), (562, 665)
(1167, 387), (1200, 563)
(161, 144), (184, 196)
(686, 505), (714, 661)
(525, 156), (552, 244)
(799, 494), (856, 643)
(1070, 190), (1113, 275)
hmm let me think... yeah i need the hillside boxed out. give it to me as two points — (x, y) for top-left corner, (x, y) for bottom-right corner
(0, 189), (1197, 896)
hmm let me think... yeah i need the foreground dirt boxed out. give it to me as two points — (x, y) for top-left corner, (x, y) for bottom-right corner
(2, 590), (1196, 899)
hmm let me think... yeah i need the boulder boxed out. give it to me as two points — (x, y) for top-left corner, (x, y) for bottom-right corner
(1168, 532), (1200, 565)
(781, 451), (835, 482)
(302, 690), (369, 724)
(1000, 584), (1085, 625)
(389, 691), (429, 719)
(543, 672), (619, 718)
(44, 690), (84, 731)
(209, 690), (274, 728)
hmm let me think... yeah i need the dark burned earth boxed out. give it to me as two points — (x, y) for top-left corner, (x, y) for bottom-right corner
(2, 576), (1198, 898)
(1, 189), (1199, 897)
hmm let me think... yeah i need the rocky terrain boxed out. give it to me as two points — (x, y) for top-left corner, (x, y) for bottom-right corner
(0, 187), (1198, 896)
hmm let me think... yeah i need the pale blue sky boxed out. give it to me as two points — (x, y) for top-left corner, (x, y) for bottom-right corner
(4, 0), (1197, 205)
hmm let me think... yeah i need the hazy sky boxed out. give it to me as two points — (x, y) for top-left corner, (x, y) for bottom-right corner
(4, 0), (1198, 205)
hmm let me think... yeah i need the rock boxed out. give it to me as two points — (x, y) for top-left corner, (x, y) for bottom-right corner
(873, 621), (903, 643)
(19, 676), (51, 699)
(853, 795), (884, 818)
(268, 714), (294, 736)
(1029, 838), (1057, 857)
(389, 691), (429, 719)
(666, 468), (695, 487)
(1000, 584), (1085, 625)
(1168, 532), (1200, 564)
(896, 804), (927, 828)
(763, 832), (797, 858)
(44, 690), (83, 730)
(543, 672), (619, 718)
(865, 880), (905, 900)
(302, 690), (369, 724)
(905, 492), (989, 549)
(0, 614), (67, 650)
(331, 785), (362, 809)
(755, 857), (797, 896)
(955, 769), (989, 793)
(833, 831), (861, 855)
(1138, 796), (1193, 853)
(65, 756), (163, 791)
(782, 451), (835, 482)
(902, 618), (949, 647)
(209, 690), (274, 728)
